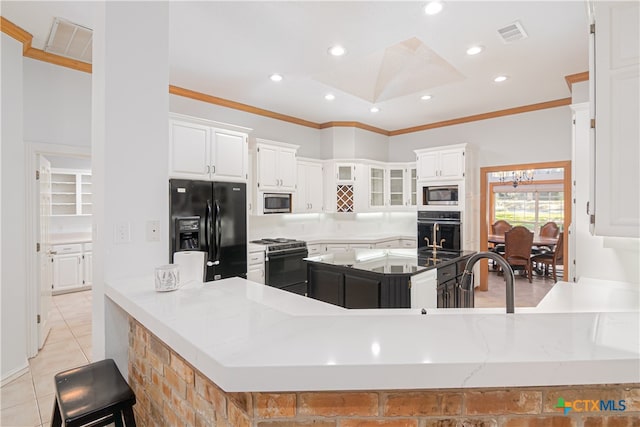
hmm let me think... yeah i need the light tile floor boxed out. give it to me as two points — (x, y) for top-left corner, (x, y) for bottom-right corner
(0, 271), (557, 426)
(1, 290), (92, 427)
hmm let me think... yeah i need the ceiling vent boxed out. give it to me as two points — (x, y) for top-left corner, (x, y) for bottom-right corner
(497, 21), (528, 43)
(45, 18), (92, 63)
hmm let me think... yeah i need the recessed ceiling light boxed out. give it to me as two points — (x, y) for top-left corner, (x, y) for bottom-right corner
(270, 73), (283, 82)
(421, 94), (432, 101)
(494, 75), (509, 83)
(370, 106), (380, 113)
(324, 93), (335, 101)
(466, 45), (483, 56)
(424, 1), (443, 15)
(328, 45), (346, 57)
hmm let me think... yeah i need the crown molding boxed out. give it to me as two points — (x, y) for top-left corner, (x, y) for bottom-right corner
(564, 71), (589, 90)
(24, 47), (92, 73)
(2, 16), (583, 137)
(390, 98), (573, 136)
(1, 16), (32, 53)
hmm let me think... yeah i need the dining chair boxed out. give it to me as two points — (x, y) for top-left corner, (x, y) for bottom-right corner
(532, 221), (560, 254)
(489, 220), (512, 269)
(503, 226), (534, 283)
(532, 232), (564, 282)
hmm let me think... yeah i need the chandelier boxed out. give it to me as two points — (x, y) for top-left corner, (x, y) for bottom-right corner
(499, 170), (534, 188)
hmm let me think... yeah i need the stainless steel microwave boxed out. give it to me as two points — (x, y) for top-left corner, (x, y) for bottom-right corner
(263, 193), (292, 214)
(423, 185), (459, 206)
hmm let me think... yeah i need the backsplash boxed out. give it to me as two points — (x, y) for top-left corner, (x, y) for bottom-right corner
(249, 212), (416, 241)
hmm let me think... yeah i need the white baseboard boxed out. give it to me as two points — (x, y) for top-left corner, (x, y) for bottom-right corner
(1, 364), (29, 386)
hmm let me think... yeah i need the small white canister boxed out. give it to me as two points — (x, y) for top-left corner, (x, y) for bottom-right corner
(154, 264), (180, 292)
(173, 251), (205, 284)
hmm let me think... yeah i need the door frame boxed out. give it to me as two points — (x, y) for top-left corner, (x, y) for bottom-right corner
(25, 142), (90, 357)
(478, 160), (572, 291)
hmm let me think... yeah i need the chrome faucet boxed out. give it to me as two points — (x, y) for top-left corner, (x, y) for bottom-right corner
(460, 252), (515, 314)
(424, 222), (446, 257)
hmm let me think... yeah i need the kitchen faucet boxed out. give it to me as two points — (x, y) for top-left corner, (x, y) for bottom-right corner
(460, 252), (515, 314)
(424, 222), (446, 257)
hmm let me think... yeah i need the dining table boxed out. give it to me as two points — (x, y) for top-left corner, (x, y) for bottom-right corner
(488, 233), (558, 248)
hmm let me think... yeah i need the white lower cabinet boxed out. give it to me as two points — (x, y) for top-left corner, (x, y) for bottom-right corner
(52, 243), (92, 293)
(247, 250), (265, 284)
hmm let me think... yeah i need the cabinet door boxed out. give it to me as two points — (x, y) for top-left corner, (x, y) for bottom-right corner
(278, 148), (297, 191)
(306, 162), (324, 212)
(211, 129), (247, 182)
(406, 167), (417, 207)
(169, 119), (211, 179)
(82, 252), (92, 286)
(53, 254), (81, 290)
(592, 1), (640, 237)
(295, 162), (308, 212)
(417, 152), (439, 180)
(247, 265), (265, 284)
(308, 267), (344, 306)
(388, 167), (405, 207)
(344, 274), (380, 309)
(369, 166), (386, 208)
(439, 149), (464, 179)
(257, 145), (279, 190)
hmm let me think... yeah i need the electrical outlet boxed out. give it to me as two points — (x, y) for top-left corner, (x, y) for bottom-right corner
(146, 220), (160, 242)
(114, 222), (131, 244)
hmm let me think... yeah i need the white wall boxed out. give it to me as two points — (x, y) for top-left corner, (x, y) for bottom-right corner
(388, 107), (573, 167)
(92, 1), (170, 362)
(1, 33), (28, 381)
(170, 95), (322, 158)
(354, 128), (388, 161)
(23, 58), (92, 146)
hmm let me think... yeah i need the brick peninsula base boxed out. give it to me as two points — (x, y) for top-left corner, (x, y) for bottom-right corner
(128, 319), (639, 427)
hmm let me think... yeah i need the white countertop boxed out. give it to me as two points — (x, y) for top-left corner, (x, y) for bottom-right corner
(105, 276), (640, 392)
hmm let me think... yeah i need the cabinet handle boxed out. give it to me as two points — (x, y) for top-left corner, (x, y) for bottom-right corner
(212, 165), (216, 174)
(206, 165), (210, 174)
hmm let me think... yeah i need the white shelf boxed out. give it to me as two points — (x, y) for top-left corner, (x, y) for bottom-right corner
(50, 169), (92, 216)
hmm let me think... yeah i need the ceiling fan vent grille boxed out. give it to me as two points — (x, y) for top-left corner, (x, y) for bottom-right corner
(497, 21), (528, 43)
(45, 18), (93, 63)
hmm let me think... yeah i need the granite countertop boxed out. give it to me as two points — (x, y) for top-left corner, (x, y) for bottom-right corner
(105, 275), (640, 392)
(305, 248), (475, 275)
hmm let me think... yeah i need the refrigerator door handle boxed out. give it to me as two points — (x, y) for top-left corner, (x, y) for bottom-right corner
(214, 200), (222, 264)
(206, 200), (215, 267)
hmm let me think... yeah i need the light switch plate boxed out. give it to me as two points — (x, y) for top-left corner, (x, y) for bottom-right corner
(146, 220), (160, 242)
(114, 222), (131, 244)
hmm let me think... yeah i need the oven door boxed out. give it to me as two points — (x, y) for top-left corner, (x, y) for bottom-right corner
(417, 220), (461, 253)
(265, 247), (308, 289)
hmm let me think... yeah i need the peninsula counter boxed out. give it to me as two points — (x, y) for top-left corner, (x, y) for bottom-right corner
(104, 276), (640, 425)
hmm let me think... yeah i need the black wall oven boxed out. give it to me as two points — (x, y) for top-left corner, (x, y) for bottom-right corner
(417, 210), (462, 254)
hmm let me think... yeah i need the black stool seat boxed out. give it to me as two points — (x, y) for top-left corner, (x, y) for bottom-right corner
(52, 359), (136, 427)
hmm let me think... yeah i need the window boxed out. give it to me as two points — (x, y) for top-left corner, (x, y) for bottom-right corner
(493, 185), (564, 232)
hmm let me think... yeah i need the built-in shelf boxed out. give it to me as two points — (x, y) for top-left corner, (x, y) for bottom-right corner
(50, 169), (92, 216)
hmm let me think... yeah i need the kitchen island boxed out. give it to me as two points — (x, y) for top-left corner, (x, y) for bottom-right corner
(104, 276), (640, 425)
(305, 248), (475, 309)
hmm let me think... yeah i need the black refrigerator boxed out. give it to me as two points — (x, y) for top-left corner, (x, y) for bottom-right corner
(169, 179), (247, 281)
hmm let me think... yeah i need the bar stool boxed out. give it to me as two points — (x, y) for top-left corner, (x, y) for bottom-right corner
(51, 359), (137, 427)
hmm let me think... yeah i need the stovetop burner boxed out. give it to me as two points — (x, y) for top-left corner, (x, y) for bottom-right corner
(250, 238), (307, 252)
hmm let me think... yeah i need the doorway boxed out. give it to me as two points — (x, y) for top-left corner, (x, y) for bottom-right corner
(478, 160), (571, 291)
(26, 142), (91, 358)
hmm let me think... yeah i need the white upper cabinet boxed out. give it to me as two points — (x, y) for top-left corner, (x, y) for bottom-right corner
(589, 1), (640, 237)
(255, 139), (298, 192)
(295, 159), (323, 213)
(324, 162), (367, 213)
(415, 145), (465, 181)
(169, 114), (250, 182)
(369, 165), (386, 209)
